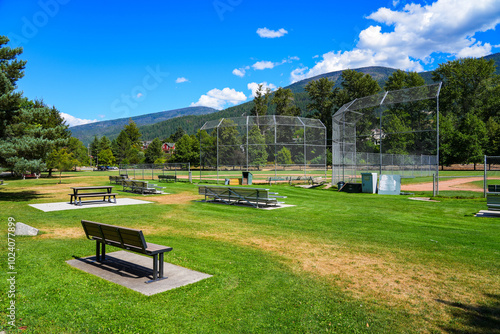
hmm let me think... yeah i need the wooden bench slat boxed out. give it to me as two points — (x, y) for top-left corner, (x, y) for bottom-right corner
(76, 193), (118, 198)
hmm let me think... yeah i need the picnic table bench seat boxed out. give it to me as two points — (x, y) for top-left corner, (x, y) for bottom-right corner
(198, 185), (286, 208)
(69, 192), (117, 206)
(81, 220), (172, 283)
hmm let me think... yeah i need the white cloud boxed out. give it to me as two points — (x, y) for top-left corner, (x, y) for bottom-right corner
(190, 88), (247, 110)
(232, 68), (246, 77)
(457, 41), (492, 58)
(251, 57), (299, 71)
(256, 27), (288, 38)
(247, 82), (277, 98)
(176, 77), (189, 83)
(290, 0), (500, 82)
(61, 112), (98, 127)
(252, 60), (276, 70)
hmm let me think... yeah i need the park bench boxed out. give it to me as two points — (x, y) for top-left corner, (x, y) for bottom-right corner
(122, 180), (164, 194)
(23, 173), (40, 179)
(198, 185), (286, 208)
(487, 185), (500, 211)
(80, 220), (173, 283)
(109, 175), (129, 184)
(158, 175), (177, 182)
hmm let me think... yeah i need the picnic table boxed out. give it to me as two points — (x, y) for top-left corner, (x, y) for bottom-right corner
(69, 186), (117, 206)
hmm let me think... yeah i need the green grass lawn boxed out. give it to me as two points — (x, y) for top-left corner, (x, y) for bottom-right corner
(0, 172), (499, 333)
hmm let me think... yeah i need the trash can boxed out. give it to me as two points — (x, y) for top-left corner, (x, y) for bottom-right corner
(337, 181), (345, 191)
(242, 172), (253, 185)
(361, 173), (377, 193)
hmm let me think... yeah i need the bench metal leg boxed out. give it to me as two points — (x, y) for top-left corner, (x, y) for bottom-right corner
(159, 253), (164, 278)
(96, 241), (100, 261)
(96, 241), (105, 262)
(146, 253), (167, 283)
(153, 254), (158, 281)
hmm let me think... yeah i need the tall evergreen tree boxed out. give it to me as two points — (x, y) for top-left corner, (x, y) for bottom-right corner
(124, 119), (142, 148)
(166, 127), (186, 142)
(0, 36), (69, 175)
(89, 136), (100, 165)
(250, 84), (270, 117)
(305, 77), (336, 137)
(112, 130), (132, 164)
(0, 35), (26, 141)
(144, 138), (163, 163)
(99, 136), (112, 151)
(271, 87), (301, 116)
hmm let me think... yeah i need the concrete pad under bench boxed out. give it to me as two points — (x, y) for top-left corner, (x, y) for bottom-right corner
(29, 198), (153, 212)
(66, 251), (212, 296)
(475, 210), (500, 218)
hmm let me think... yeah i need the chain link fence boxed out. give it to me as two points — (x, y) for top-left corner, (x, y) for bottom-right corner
(200, 115), (327, 184)
(332, 83), (441, 191)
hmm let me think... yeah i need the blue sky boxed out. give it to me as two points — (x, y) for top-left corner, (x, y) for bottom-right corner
(1, 0), (500, 127)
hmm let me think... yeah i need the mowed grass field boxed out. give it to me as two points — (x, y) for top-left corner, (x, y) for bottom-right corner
(0, 172), (499, 333)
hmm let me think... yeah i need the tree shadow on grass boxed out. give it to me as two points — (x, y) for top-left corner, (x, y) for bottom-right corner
(0, 190), (44, 202)
(437, 294), (500, 333)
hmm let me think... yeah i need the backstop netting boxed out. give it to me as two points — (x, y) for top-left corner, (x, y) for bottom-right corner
(200, 116), (327, 183)
(119, 163), (191, 181)
(332, 83), (442, 188)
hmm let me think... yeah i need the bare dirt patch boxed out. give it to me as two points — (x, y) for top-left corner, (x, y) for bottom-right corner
(38, 227), (85, 239)
(145, 192), (202, 205)
(190, 230), (498, 326)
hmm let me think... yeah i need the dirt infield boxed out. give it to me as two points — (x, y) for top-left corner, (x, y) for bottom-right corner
(401, 177), (485, 192)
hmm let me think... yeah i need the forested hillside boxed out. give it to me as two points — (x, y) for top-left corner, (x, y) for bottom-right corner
(70, 106), (217, 145)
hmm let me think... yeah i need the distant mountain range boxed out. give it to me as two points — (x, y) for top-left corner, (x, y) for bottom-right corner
(70, 106), (217, 145)
(71, 53), (500, 145)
